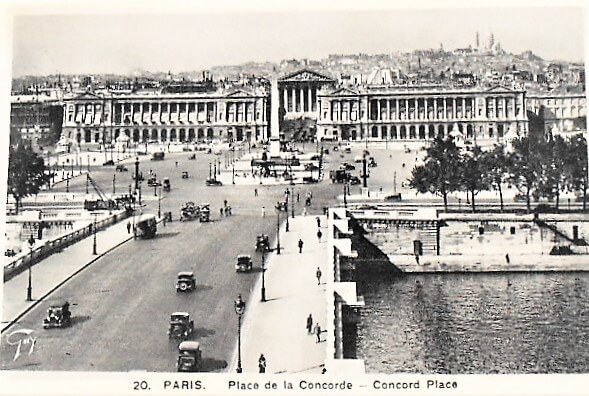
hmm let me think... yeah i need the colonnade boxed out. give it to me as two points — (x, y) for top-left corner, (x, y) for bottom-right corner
(279, 85), (318, 113)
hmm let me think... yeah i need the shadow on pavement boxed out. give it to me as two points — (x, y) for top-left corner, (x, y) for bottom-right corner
(199, 357), (228, 372)
(154, 232), (181, 239)
(192, 327), (215, 338)
(71, 315), (91, 326)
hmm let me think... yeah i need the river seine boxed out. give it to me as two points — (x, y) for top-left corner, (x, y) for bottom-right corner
(356, 271), (589, 373)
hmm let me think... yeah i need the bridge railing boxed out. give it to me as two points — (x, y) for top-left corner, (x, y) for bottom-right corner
(3, 210), (126, 282)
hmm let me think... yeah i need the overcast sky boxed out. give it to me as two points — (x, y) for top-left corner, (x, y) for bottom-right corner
(9, 5), (586, 77)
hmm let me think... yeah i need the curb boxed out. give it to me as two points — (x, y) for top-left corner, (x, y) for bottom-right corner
(1, 232), (135, 334)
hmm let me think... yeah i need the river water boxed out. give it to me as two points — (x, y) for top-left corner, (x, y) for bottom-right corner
(356, 270), (589, 374)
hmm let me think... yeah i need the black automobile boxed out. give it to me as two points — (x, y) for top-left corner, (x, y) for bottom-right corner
(168, 312), (194, 339)
(256, 234), (270, 252)
(43, 301), (72, 329)
(176, 272), (196, 292)
(116, 165), (128, 172)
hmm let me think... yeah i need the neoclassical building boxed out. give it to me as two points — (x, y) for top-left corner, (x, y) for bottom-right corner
(278, 69), (336, 120)
(61, 87), (270, 146)
(527, 92), (587, 138)
(316, 85), (528, 144)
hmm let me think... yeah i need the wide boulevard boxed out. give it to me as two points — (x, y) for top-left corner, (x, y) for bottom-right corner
(1, 144), (344, 372)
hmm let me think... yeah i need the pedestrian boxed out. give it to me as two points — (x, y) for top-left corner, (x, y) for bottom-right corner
(505, 253), (510, 264)
(224, 199), (228, 208)
(220, 208), (224, 217)
(316, 267), (322, 285)
(316, 216), (321, 228)
(258, 354), (267, 373)
(298, 239), (304, 253)
(415, 254), (420, 265)
(262, 206), (266, 217)
(302, 207), (307, 216)
(297, 192), (300, 202)
(254, 188), (258, 197)
(127, 221), (131, 234)
(317, 229), (322, 242)
(314, 323), (322, 343)
(306, 314), (313, 334)
(175, 161), (178, 168)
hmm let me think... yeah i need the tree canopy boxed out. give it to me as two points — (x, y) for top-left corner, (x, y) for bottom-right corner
(8, 144), (50, 214)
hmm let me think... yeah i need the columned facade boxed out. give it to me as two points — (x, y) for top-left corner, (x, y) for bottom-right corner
(317, 86), (528, 145)
(277, 69), (336, 121)
(61, 89), (270, 146)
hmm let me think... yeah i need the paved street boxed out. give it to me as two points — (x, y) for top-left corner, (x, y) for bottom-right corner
(2, 145), (344, 371)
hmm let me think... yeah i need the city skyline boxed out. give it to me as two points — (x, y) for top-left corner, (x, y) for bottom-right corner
(9, 5), (585, 78)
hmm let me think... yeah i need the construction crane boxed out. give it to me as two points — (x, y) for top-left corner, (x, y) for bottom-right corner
(84, 173), (115, 211)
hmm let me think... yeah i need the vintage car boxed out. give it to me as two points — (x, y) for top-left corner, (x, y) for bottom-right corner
(147, 175), (159, 187)
(275, 201), (288, 212)
(235, 255), (253, 272)
(176, 272), (196, 292)
(168, 312), (194, 339)
(198, 204), (210, 222)
(182, 171), (189, 179)
(339, 162), (355, 171)
(368, 157), (378, 167)
(115, 165), (128, 172)
(43, 301), (72, 329)
(177, 341), (202, 372)
(163, 178), (171, 192)
(180, 202), (198, 221)
(255, 234), (270, 252)
(205, 178), (223, 186)
(152, 152), (165, 161)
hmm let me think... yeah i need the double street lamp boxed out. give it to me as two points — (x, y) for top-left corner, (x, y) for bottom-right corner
(285, 191), (290, 232)
(234, 295), (246, 373)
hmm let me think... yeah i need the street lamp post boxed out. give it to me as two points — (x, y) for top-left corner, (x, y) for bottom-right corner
(291, 187), (295, 218)
(112, 174), (116, 195)
(275, 203), (281, 255)
(87, 154), (90, 172)
(261, 250), (266, 302)
(92, 213), (98, 255)
(134, 157), (140, 191)
(344, 182), (348, 208)
(26, 236), (34, 301)
(232, 162), (235, 184)
(234, 295), (246, 373)
(285, 191), (290, 232)
(158, 185), (162, 218)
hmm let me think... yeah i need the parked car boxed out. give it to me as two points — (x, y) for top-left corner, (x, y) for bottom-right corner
(43, 301), (71, 329)
(152, 152), (165, 161)
(116, 165), (128, 172)
(235, 255), (253, 272)
(168, 312), (194, 339)
(176, 272), (196, 292)
(177, 341), (202, 372)
(205, 178), (223, 186)
(163, 178), (171, 192)
(103, 159), (115, 166)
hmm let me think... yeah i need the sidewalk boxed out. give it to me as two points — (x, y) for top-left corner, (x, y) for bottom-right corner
(232, 215), (329, 374)
(1, 216), (137, 333)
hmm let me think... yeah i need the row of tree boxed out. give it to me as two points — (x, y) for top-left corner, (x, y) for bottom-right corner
(8, 144), (51, 214)
(409, 134), (588, 213)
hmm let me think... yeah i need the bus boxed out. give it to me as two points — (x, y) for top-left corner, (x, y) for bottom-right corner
(135, 214), (157, 239)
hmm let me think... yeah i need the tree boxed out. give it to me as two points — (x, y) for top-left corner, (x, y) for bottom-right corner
(459, 146), (488, 212)
(508, 135), (545, 213)
(8, 144), (50, 214)
(481, 144), (510, 212)
(565, 135), (588, 211)
(538, 135), (568, 211)
(409, 136), (461, 210)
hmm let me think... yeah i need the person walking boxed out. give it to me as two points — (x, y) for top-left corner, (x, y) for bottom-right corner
(314, 323), (322, 343)
(306, 314), (313, 334)
(262, 206), (266, 218)
(505, 254), (510, 264)
(317, 229), (322, 242)
(316, 216), (321, 228)
(298, 239), (304, 253)
(127, 221), (131, 234)
(254, 188), (258, 197)
(316, 267), (322, 285)
(258, 354), (267, 373)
